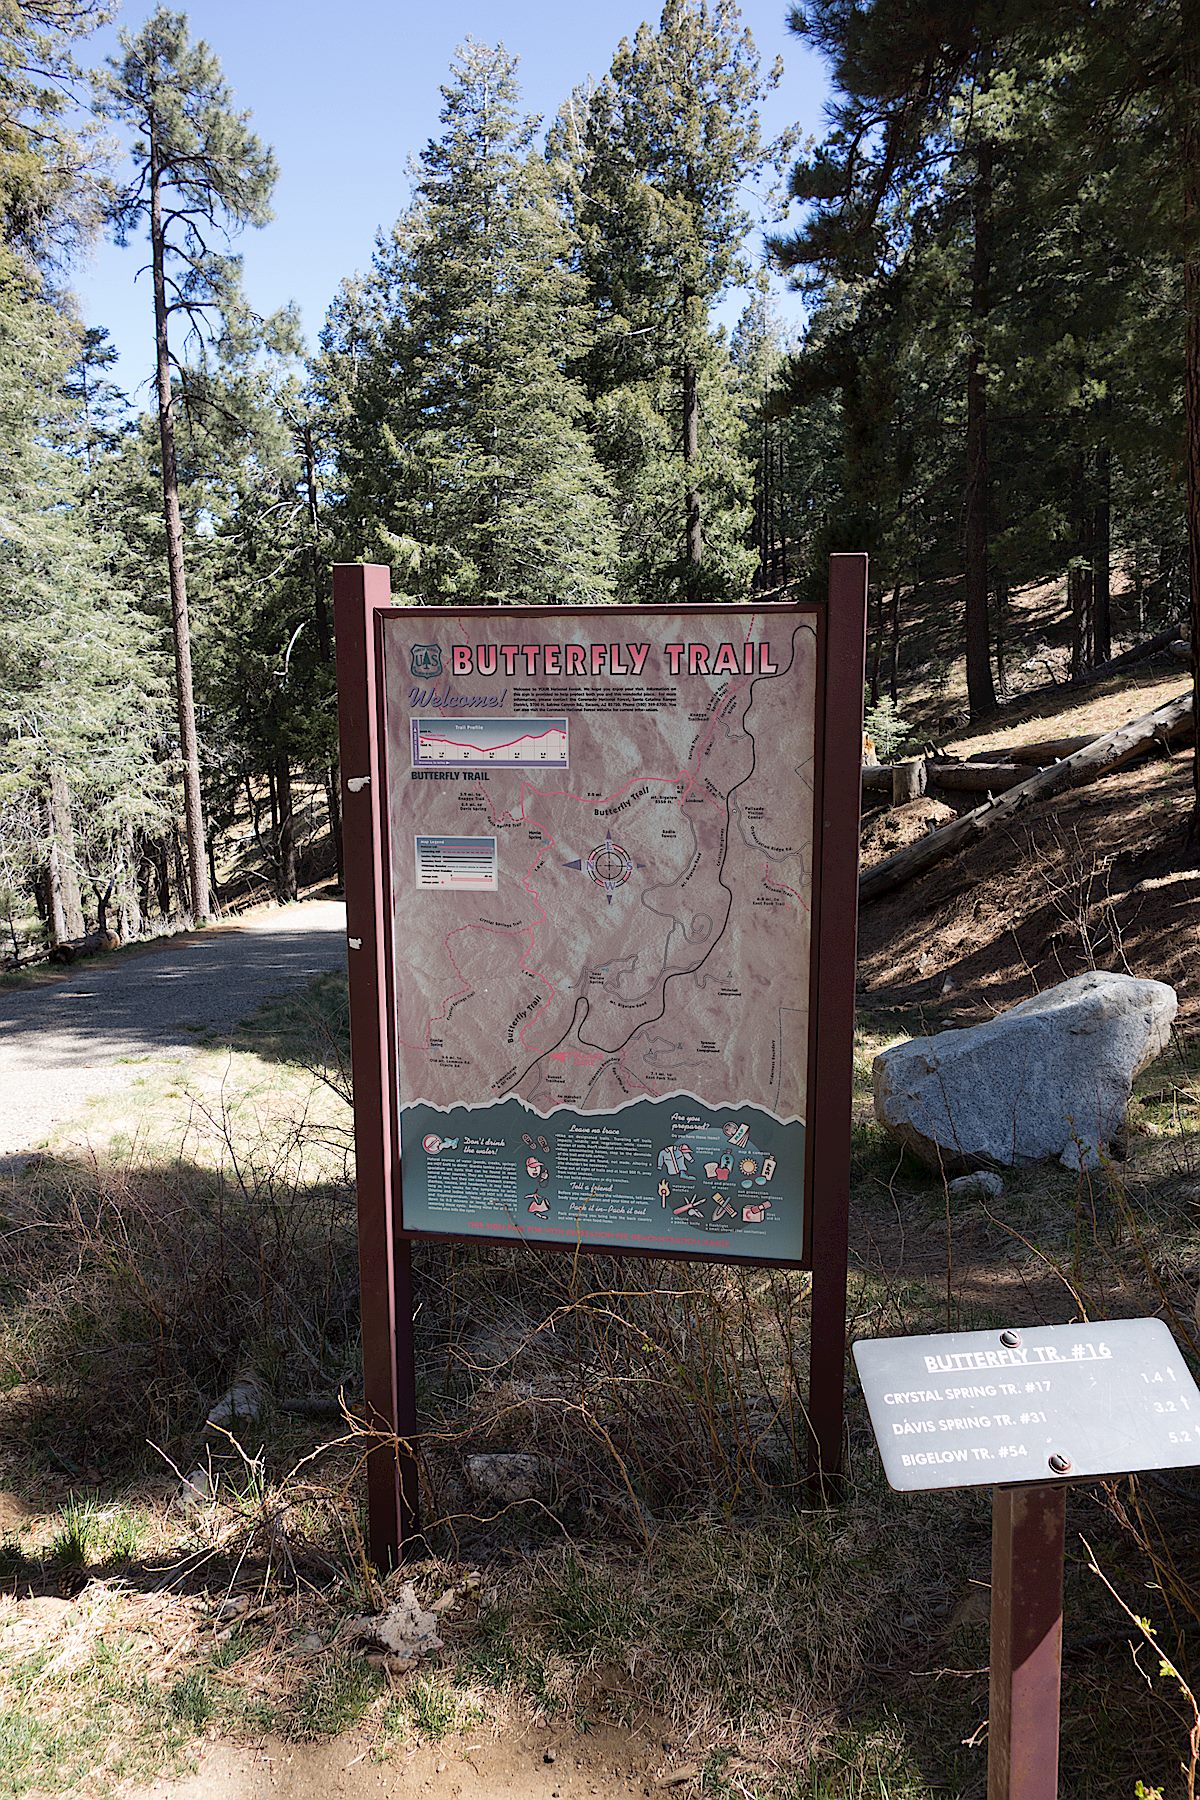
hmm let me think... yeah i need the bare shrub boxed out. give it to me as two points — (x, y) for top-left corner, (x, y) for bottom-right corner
(0, 1109), (358, 1474)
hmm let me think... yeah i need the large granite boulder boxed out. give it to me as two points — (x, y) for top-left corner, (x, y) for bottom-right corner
(873, 971), (1177, 1172)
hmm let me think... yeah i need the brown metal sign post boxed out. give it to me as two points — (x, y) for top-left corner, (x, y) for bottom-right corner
(807, 553), (869, 1491)
(336, 558), (867, 1567)
(988, 1485), (1066, 1800)
(333, 564), (419, 1566)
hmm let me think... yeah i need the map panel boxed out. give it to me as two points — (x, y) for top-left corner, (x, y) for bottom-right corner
(383, 609), (818, 1264)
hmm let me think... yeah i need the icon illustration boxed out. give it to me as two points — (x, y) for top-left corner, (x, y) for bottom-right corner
(658, 1142), (693, 1177)
(655, 1120), (780, 1234)
(422, 1134), (459, 1154)
(410, 643), (443, 678)
(521, 1135), (553, 1216)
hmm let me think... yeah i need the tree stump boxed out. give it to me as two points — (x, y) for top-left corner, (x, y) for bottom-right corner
(892, 758), (927, 805)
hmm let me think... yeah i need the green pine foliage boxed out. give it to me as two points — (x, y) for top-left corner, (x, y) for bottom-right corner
(560, 0), (780, 600)
(771, 0), (1200, 806)
(5, 0), (1193, 933)
(0, 0), (107, 261)
(324, 41), (619, 606)
(0, 245), (170, 950)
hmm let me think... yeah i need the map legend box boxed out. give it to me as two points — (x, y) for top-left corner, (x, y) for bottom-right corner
(414, 835), (498, 891)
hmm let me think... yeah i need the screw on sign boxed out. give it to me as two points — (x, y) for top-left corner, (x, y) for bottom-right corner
(853, 1319), (1200, 1800)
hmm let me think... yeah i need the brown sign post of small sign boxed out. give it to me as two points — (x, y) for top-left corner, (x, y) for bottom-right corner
(335, 558), (867, 1568)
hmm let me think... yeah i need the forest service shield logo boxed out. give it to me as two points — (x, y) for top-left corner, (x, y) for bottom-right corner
(410, 644), (442, 678)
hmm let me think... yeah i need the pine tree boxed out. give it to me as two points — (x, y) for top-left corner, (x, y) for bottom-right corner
(0, 245), (171, 949)
(565, 0), (781, 601)
(0, 2), (171, 951)
(187, 359), (340, 905)
(777, 0), (1200, 815)
(1, 0), (107, 260)
(323, 41), (618, 606)
(64, 326), (130, 476)
(98, 8), (278, 920)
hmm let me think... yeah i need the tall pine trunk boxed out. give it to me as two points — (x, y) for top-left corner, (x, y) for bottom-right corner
(993, 573), (1009, 699)
(683, 289), (703, 600)
(1068, 453), (1094, 679)
(151, 835), (171, 916)
(45, 766), (84, 945)
(150, 114), (210, 922)
(1093, 430), (1112, 665)
(326, 764), (344, 892)
(1068, 560), (1087, 681)
(868, 582), (883, 704)
(756, 412), (770, 586)
(965, 137), (997, 718)
(118, 823), (143, 943)
(1184, 0), (1200, 845)
(274, 754), (298, 903)
(889, 582), (902, 702)
(777, 429), (789, 582)
(302, 420), (343, 886)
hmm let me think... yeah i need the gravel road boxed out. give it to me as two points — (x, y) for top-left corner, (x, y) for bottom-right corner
(0, 899), (347, 1160)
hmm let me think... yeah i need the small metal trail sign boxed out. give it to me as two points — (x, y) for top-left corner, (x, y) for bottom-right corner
(855, 1319), (1200, 1800)
(855, 1317), (1200, 1491)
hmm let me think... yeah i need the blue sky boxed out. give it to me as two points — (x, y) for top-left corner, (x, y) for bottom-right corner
(72, 0), (831, 404)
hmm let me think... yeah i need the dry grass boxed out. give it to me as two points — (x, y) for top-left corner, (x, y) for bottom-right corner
(0, 973), (1198, 1796)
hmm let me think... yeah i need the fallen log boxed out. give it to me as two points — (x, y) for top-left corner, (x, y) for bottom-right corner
(860, 690), (1193, 905)
(1005, 735), (1098, 765)
(48, 928), (120, 964)
(1004, 625), (1183, 711)
(967, 734), (1095, 765)
(1074, 626), (1183, 686)
(861, 764), (899, 795)
(927, 760), (1042, 793)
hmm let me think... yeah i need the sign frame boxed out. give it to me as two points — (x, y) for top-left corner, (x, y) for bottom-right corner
(335, 557), (867, 1567)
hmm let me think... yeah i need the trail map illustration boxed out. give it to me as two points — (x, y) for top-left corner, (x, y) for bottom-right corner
(383, 609), (818, 1264)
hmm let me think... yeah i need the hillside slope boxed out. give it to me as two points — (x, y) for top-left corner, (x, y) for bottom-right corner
(857, 656), (1199, 1025)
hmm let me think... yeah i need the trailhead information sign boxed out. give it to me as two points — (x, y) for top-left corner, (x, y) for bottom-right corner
(381, 607), (819, 1263)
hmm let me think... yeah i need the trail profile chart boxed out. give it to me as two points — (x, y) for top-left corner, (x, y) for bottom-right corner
(410, 717), (569, 770)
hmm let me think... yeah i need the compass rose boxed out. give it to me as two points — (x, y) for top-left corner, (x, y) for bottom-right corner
(586, 834), (635, 901)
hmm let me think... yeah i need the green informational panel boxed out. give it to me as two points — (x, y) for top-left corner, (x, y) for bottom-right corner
(381, 606), (818, 1266)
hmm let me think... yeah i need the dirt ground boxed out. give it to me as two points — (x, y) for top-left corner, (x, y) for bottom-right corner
(127, 1725), (671, 1799)
(942, 667), (1187, 760)
(0, 899), (346, 1163)
(2, 648), (1197, 1800)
